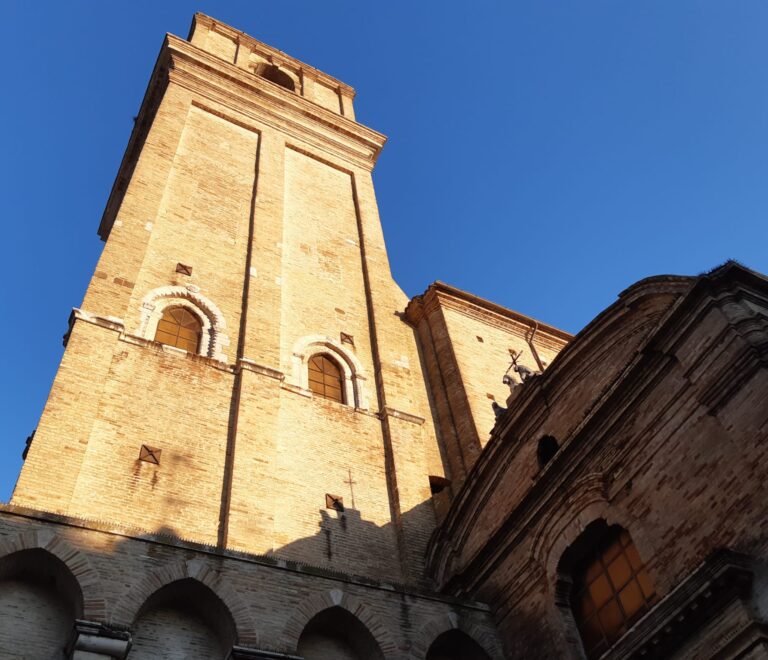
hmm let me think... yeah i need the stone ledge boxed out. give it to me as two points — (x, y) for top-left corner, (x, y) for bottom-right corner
(380, 407), (425, 426)
(239, 359), (285, 380)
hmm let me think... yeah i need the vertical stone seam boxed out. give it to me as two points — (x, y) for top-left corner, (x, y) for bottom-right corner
(350, 174), (408, 583)
(218, 131), (263, 549)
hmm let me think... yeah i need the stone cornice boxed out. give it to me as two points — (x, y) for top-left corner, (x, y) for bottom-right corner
(191, 13), (356, 98)
(166, 35), (385, 164)
(406, 281), (572, 352)
(98, 33), (386, 240)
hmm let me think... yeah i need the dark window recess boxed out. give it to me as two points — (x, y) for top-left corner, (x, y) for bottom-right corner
(340, 332), (354, 346)
(476, 336), (484, 343)
(254, 63), (295, 91)
(325, 493), (344, 511)
(139, 445), (162, 465)
(175, 263), (193, 276)
(537, 435), (560, 468)
(429, 475), (452, 495)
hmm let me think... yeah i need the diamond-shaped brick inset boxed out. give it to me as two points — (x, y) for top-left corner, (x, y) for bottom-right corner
(325, 493), (344, 511)
(139, 445), (162, 465)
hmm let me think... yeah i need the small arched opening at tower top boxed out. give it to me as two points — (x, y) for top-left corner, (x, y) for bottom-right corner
(537, 435), (560, 469)
(254, 63), (296, 92)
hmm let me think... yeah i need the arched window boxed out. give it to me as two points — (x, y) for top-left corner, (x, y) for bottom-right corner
(153, 306), (202, 353)
(254, 63), (296, 91)
(563, 523), (657, 658)
(537, 435), (559, 468)
(308, 354), (344, 403)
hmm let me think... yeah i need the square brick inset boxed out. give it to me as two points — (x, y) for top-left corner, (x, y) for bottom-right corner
(340, 332), (354, 346)
(139, 445), (162, 465)
(325, 493), (344, 511)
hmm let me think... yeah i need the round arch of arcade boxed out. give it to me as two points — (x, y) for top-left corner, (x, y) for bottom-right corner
(138, 285), (230, 361)
(290, 335), (370, 409)
(410, 612), (504, 660)
(281, 589), (398, 658)
(0, 528), (105, 621)
(110, 558), (258, 648)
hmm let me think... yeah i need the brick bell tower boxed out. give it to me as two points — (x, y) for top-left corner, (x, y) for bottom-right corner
(12, 14), (445, 586)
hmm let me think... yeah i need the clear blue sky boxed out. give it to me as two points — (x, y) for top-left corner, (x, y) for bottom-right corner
(2, 1), (767, 501)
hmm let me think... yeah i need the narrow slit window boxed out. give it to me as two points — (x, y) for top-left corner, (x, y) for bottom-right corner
(154, 306), (202, 353)
(308, 354), (344, 403)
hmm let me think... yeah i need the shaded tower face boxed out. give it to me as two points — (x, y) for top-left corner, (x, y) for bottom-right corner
(13, 14), (446, 585)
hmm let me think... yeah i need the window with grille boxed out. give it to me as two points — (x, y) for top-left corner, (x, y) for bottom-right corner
(570, 526), (657, 658)
(308, 354), (344, 403)
(154, 307), (202, 353)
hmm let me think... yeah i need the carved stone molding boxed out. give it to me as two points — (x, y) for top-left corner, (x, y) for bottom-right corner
(138, 285), (230, 361)
(290, 335), (370, 410)
(67, 620), (131, 660)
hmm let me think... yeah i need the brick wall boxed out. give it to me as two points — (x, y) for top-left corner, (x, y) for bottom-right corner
(0, 510), (503, 659)
(428, 267), (768, 659)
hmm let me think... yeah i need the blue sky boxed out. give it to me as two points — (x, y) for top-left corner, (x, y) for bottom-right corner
(1, 1), (767, 501)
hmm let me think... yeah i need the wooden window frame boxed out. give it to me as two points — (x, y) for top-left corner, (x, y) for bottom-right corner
(307, 354), (345, 403)
(153, 305), (203, 354)
(568, 526), (658, 658)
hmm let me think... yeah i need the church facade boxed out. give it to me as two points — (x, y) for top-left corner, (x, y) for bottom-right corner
(1, 14), (766, 660)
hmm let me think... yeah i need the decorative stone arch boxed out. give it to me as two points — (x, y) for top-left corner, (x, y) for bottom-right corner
(527, 472), (647, 590)
(111, 558), (257, 647)
(411, 611), (504, 660)
(0, 528), (105, 621)
(290, 335), (370, 409)
(281, 589), (397, 657)
(527, 474), (657, 659)
(138, 285), (230, 361)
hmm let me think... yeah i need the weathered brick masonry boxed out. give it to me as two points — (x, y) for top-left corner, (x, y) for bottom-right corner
(3, 12), (766, 660)
(427, 265), (768, 659)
